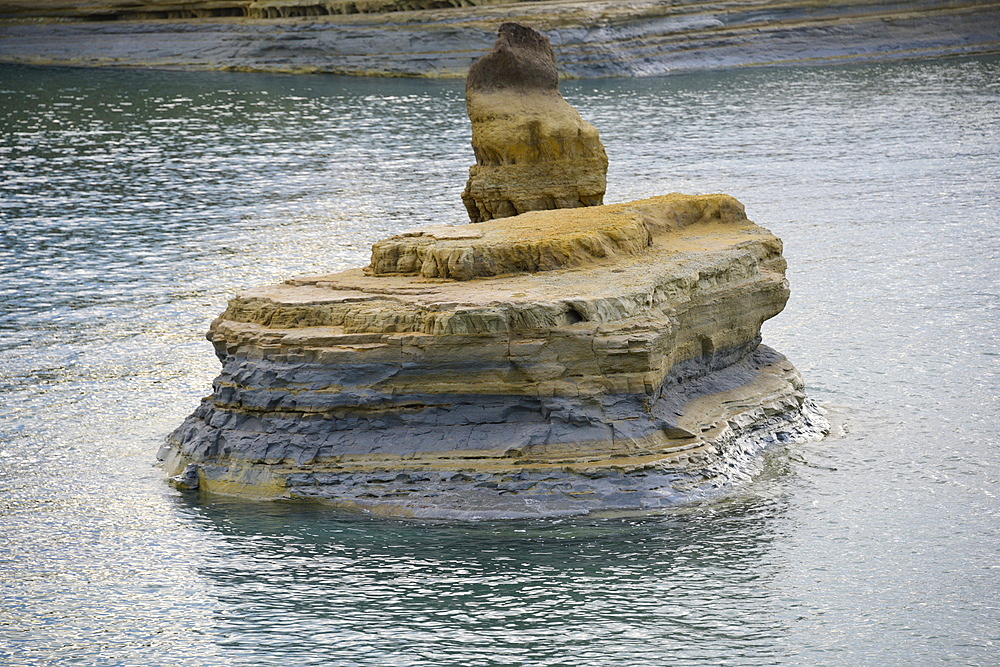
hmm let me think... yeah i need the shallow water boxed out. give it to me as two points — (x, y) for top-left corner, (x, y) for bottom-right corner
(1, 59), (997, 664)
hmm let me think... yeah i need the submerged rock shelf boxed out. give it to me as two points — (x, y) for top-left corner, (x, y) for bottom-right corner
(1, 0), (997, 77)
(159, 193), (828, 518)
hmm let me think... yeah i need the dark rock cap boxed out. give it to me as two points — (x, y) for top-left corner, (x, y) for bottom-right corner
(466, 22), (559, 93)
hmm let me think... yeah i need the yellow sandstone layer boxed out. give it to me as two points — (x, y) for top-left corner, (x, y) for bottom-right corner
(371, 193), (746, 279)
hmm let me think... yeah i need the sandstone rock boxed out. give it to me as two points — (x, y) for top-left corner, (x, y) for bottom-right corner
(460, 22), (607, 222)
(160, 193), (828, 518)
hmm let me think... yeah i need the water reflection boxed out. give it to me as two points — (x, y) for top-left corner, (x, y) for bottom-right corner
(181, 484), (792, 665)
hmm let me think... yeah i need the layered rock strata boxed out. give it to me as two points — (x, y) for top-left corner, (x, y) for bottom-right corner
(461, 22), (607, 222)
(160, 193), (828, 519)
(1, 1), (997, 77)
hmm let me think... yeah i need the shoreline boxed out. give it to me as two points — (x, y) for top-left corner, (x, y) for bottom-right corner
(2, 0), (998, 78)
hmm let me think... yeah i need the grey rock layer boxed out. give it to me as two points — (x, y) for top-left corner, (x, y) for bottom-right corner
(162, 344), (829, 519)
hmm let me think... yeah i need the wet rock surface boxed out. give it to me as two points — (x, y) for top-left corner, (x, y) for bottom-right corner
(461, 22), (607, 222)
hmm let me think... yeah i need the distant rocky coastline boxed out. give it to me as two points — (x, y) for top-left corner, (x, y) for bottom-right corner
(1, 0), (997, 77)
(160, 192), (829, 518)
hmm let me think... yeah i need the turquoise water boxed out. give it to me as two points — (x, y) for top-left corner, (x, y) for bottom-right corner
(1, 59), (997, 664)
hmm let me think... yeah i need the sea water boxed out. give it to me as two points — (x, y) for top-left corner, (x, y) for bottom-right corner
(1, 58), (997, 665)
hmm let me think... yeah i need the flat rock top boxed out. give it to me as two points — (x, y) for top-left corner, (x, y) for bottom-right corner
(399, 193), (739, 244)
(234, 194), (781, 320)
(369, 193), (756, 280)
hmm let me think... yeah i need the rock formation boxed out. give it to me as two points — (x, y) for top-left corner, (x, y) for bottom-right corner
(157, 23), (828, 519)
(160, 193), (828, 518)
(461, 22), (607, 222)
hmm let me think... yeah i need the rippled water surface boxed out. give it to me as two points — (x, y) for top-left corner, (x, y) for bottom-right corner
(1, 59), (997, 665)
